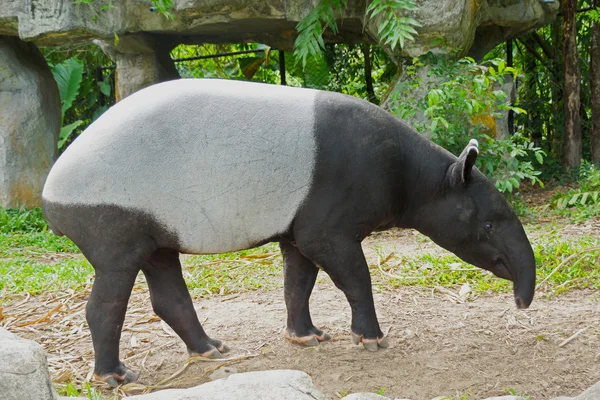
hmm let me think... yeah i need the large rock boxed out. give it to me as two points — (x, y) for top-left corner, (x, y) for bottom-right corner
(343, 393), (394, 400)
(126, 370), (328, 400)
(551, 381), (600, 400)
(0, 327), (58, 400)
(1, 0), (557, 58)
(469, 0), (559, 60)
(0, 35), (60, 208)
(95, 33), (180, 100)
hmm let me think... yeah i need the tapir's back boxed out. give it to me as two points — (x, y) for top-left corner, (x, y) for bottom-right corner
(43, 79), (318, 253)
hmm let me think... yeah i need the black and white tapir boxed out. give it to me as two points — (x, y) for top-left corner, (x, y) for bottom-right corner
(42, 79), (536, 386)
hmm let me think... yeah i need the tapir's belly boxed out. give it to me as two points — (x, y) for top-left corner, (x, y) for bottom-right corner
(43, 80), (318, 253)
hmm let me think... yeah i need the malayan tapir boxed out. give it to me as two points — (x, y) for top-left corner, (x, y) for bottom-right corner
(42, 79), (536, 386)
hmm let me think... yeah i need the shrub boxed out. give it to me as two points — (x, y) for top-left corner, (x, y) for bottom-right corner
(389, 53), (544, 194)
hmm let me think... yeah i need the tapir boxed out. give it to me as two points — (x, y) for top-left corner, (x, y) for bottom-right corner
(42, 79), (536, 386)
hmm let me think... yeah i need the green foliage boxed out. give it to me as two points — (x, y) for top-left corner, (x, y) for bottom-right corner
(390, 53), (544, 193)
(367, 0), (420, 50)
(294, 0), (347, 68)
(325, 44), (397, 100)
(50, 58), (85, 149)
(172, 43), (396, 101)
(149, 0), (174, 20)
(589, 7), (600, 23)
(44, 45), (114, 150)
(551, 161), (600, 218)
(172, 43), (282, 83)
(294, 0), (419, 69)
(57, 382), (104, 399)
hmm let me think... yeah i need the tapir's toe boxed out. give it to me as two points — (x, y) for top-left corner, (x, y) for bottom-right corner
(286, 327), (331, 347)
(94, 364), (138, 387)
(209, 338), (230, 354)
(352, 332), (389, 351)
(189, 347), (223, 359)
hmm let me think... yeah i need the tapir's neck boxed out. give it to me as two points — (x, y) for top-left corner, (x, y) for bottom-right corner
(390, 127), (455, 230)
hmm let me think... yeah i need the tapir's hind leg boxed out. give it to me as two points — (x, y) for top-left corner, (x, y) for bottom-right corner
(280, 240), (331, 346)
(142, 249), (229, 358)
(84, 240), (155, 387)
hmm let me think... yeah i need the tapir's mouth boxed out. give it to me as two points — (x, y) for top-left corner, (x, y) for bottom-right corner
(491, 257), (512, 281)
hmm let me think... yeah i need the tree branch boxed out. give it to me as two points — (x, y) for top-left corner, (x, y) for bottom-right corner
(516, 37), (561, 82)
(531, 32), (554, 60)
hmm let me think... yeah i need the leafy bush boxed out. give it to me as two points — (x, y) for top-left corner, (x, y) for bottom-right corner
(552, 161), (600, 213)
(389, 53), (545, 193)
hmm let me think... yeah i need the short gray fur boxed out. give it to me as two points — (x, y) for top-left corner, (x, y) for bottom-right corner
(43, 79), (317, 253)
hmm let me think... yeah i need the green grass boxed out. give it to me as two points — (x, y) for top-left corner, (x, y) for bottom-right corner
(371, 234), (600, 295)
(183, 243), (282, 296)
(1, 207), (598, 301)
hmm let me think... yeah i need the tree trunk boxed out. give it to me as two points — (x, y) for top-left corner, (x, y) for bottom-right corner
(361, 44), (377, 104)
(562, 0), (582, 170)
(550, 19), (563, 159)
(592, 0), (600, 164)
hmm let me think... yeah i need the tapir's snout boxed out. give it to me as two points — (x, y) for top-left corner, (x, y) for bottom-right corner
(512, 250), (536, 309)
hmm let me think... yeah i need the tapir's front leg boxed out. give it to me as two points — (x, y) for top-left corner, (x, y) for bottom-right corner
(280, 240), (331, 346)
(295, 233), (388, 351)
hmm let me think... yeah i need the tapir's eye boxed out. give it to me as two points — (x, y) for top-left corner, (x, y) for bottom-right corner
(484, 222), (493, 232)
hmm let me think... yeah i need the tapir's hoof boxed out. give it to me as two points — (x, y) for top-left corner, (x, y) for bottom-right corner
(94, 365), (138, 387)
(351, 332), (389, 351)
(209, 338), (230, 354)
(189, 347), (223, 359)
(286, 329), (331, 347)
(188, 339), (230, 359)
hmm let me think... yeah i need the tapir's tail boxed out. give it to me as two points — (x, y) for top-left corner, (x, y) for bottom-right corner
(42, 199), (64, 236)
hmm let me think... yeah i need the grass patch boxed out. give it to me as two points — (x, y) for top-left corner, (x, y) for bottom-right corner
(370, 234), (600, 296)
(0, 207), (48, 233)
(183, 243), (282, 296)
(0, 257), (93, 295)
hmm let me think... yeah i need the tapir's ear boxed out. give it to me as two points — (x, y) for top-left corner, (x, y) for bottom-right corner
(449, 139), (479, 186)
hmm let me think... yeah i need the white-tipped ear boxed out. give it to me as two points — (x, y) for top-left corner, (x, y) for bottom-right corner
(450, 139), (479, 185)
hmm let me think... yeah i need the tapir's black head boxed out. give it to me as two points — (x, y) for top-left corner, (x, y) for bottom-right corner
(415, 139), (536, 309)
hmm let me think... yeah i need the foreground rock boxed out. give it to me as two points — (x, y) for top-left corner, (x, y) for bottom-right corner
(0, 327), (58, 400)
(126, 370), (328, 400)
(551, 381), (600, 400)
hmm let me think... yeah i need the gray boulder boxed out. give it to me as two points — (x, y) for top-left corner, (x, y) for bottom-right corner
(551, 381), (600, 400)
(0, 327), (58, 400)
(126, 369), (328, 400)
(0, 35), (60, 208)
(343, 394), (392, 400)
(1, 0), (558, 59)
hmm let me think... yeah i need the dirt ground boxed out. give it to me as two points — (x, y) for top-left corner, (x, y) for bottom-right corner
(3, 223), (600, 400)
